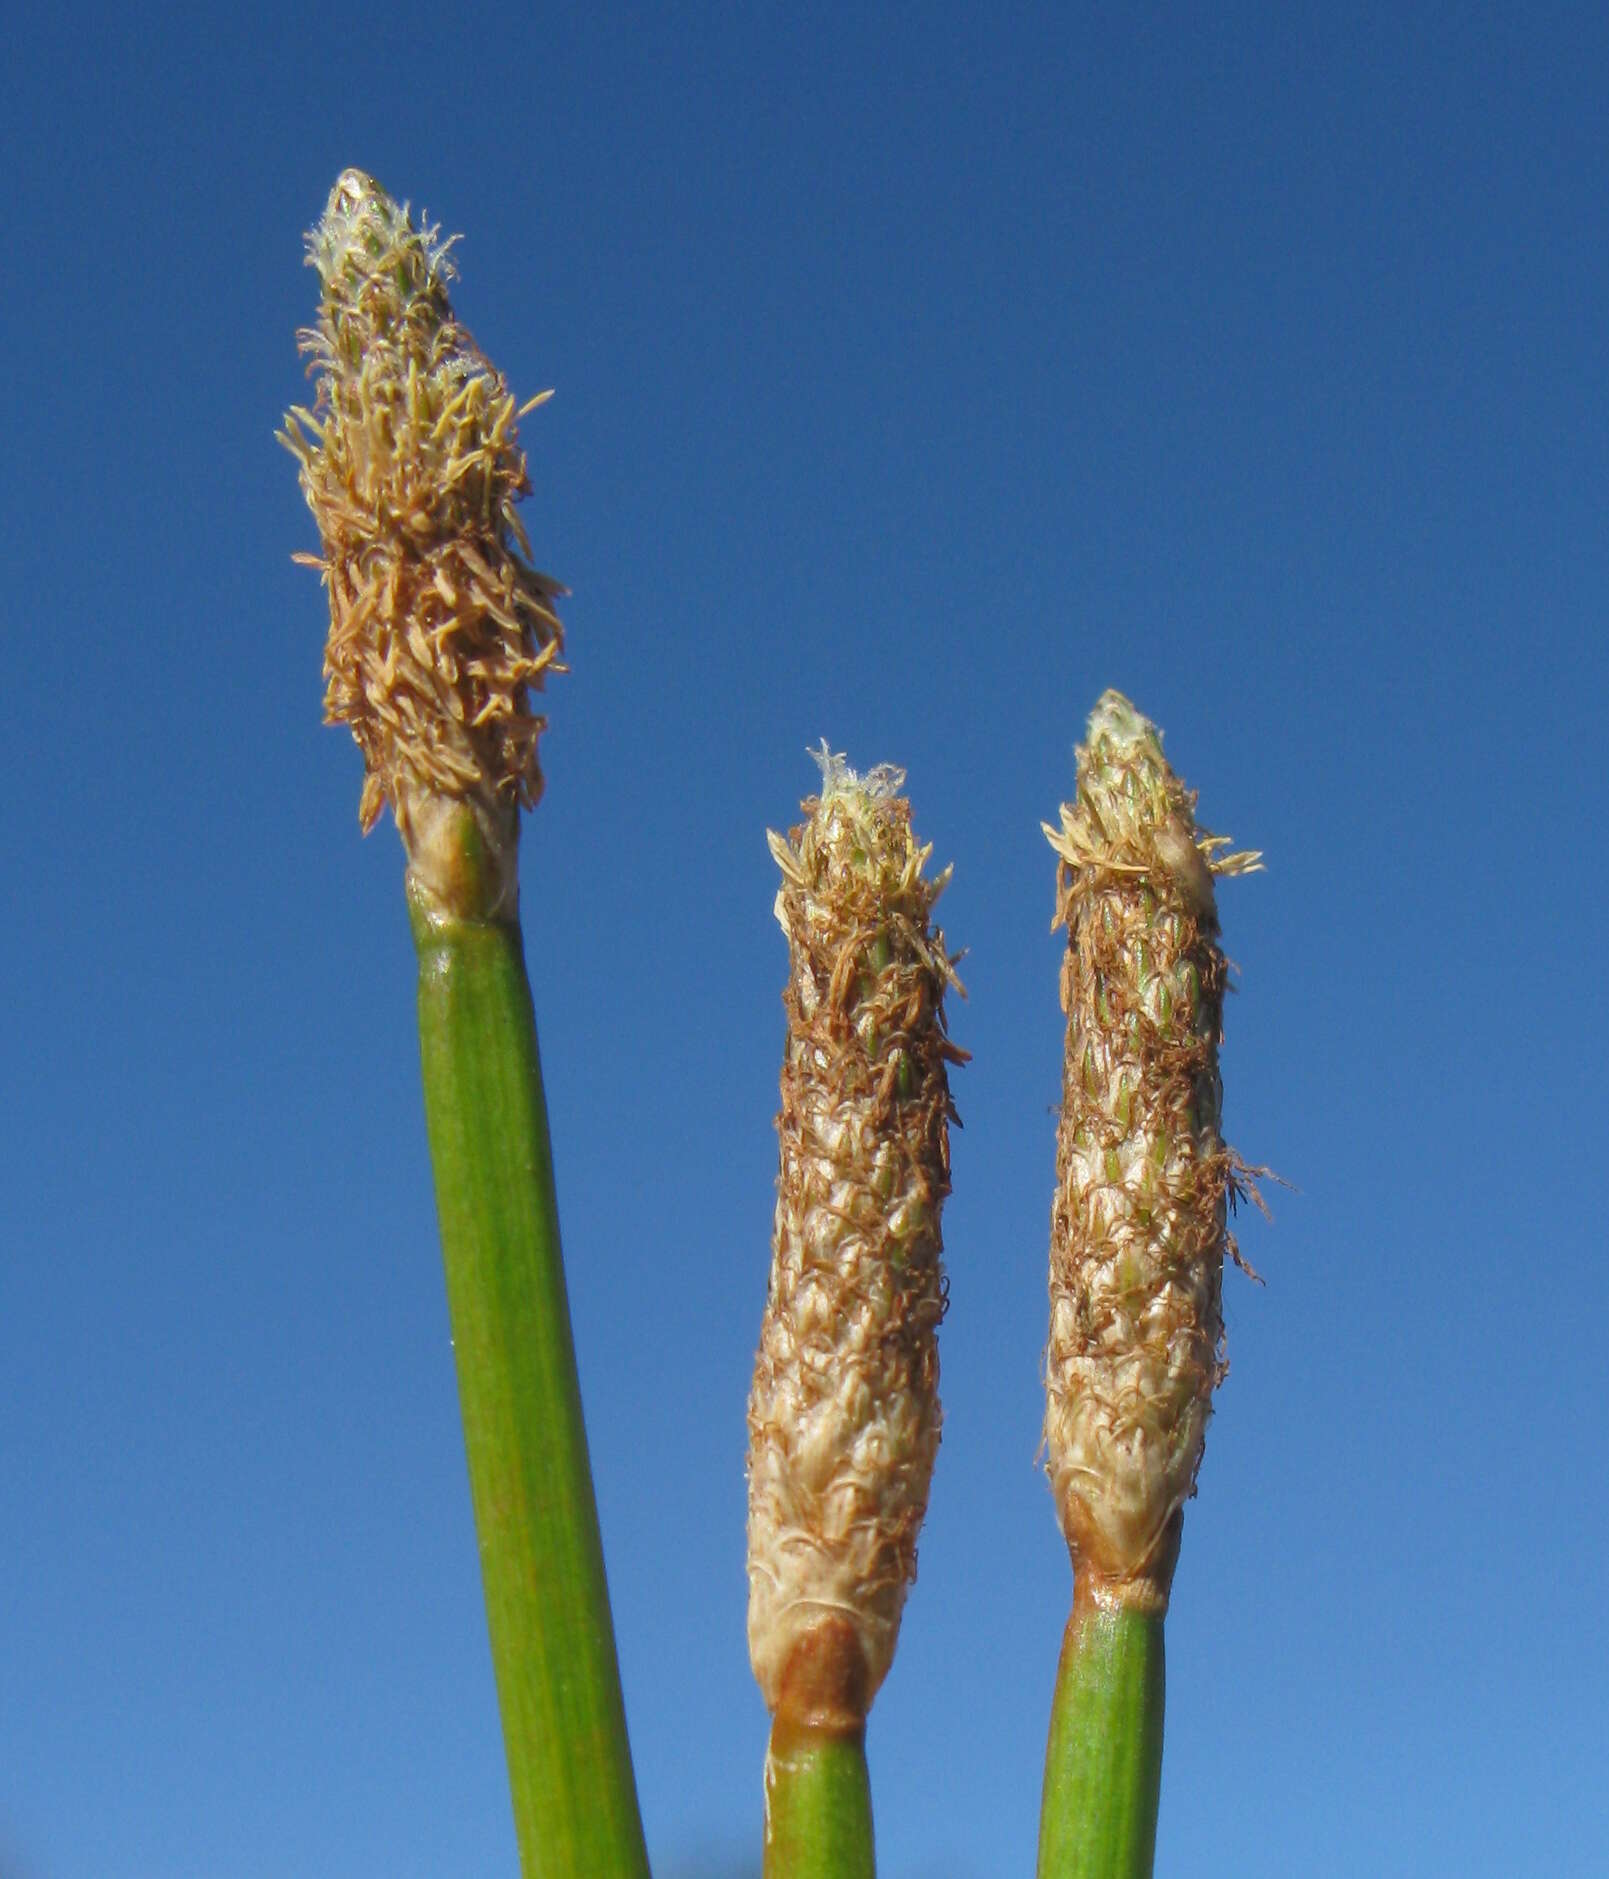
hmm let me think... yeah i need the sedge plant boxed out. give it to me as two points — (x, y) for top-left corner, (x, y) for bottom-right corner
(745, 751), (966, 1878)
(281, 171), (648, 1878)
(1038, 692), (1261, 1878)
(278, 175), (1268, 1879)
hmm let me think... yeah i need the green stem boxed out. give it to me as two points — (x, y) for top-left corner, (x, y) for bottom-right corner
(1036, 1600), (1165, 1879)
(411, 897), (649, 1878)
(763, 1719), (875, 1879)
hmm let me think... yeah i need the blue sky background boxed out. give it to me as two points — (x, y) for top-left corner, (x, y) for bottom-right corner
(3, 3), (1607, 1873)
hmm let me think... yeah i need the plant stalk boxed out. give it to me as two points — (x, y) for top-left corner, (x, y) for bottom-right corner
(763, 1718), (875, 1879)
(1037, 1593), (1165, 1879)
(411, 886), (649, 1879)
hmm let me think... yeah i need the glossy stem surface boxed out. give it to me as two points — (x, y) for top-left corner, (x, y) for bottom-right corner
(413, 905), (649, 1878)
(1037, 1600), (1165, 1879)
(763, 1718), (875, 1879)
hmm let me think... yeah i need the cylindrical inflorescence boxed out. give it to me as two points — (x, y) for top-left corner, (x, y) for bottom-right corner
(747, 749), (965, 1728)
(1043, 692), (1260, 1611)
(280, 170), (564, 878)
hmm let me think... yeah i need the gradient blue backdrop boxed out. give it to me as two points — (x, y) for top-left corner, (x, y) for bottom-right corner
(3, 3), (1606, 1874)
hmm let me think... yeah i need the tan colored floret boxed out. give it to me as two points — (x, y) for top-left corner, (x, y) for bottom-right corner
(1043, 692), (1260, 1611)
(281, 170), (563, 845)
(747, 751), (965, 1727)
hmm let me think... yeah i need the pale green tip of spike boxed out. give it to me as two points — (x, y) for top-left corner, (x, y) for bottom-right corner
(1087, 689), (1162, 755)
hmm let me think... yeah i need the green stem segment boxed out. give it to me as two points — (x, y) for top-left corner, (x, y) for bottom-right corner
(412, 897), (649, 1879)
(763, 1719), (875, 1879)
(1037, 1600), (1166, 1879)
